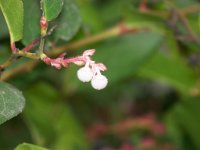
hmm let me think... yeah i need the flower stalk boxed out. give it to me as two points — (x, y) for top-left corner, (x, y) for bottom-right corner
(42, 49), (108, 90)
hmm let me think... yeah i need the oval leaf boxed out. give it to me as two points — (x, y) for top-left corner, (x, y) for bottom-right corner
(53, 0), (82, 41)
(138, 52), (196, 93)
(0, 0), (23, 42)
(0, 82), (25, 125)
(43, 0), (63, 21)
(93, 32), (163, 84)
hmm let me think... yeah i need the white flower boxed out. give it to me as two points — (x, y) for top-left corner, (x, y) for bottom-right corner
(77, 66), (93, 82)
(75, 49), (108, 90)
(91, 74), (108, 90)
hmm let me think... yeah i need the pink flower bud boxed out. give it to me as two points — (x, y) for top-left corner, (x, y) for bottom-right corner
(91, 74), (108, 90)
(95, 63), (107, 71)
(83, 49), (95, 56)
(77, 66), (93, 82)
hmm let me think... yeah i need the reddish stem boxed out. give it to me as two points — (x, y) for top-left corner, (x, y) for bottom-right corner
(63, 56), (84, 64)
(10, 43), (18, 53)
(22, 39), (40, 52)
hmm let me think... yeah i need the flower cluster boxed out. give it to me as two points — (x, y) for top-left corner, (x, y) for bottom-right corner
(41, 49), (108, 90)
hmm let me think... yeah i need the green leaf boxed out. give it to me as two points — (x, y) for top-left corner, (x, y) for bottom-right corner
(95, 32), (163, 84)
(52, 108), (88, 150)
(165, 110), (183, 149)
(99, 0), (134, 24)
(23, 82), (89, 149)
(137, 30), (197, 93)
(15, 143), (48, 150)
(22, 0), (40, 45)
(43, 0), (63, 21)
(0, 11), (9, 39)
(138, 52), (196, 93)
(167, 96), (200, 150)
(76, 0), (103, 33)
(53, 0), (82, 41)
(0, 0), (23, 42)
(0, 82), (25, 125)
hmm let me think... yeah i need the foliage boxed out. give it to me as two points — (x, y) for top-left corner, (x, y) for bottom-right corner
(0, 0), (200, 149)
(15, 143), (48, 150)
(0, 82), (25, 125)
(0, 0), (23, 42)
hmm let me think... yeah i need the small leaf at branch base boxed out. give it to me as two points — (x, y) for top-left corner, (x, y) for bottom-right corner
(0, 82), (25, 125)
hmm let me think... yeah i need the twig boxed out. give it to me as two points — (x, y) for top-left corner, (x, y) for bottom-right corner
(1, 60), (39, 81)
(49, 24), (141, 56)
(176, 11), (200, 45)
(49, 25), (119, 56)
(165, 0), (200, 45)
(0, 24), (143, 81)
(22, 39), (40, 52)
(181, 4), (200, 15)
(17, 51), (40, 59)
(0, 55), (18, 72)
(140, 3), (200, 19)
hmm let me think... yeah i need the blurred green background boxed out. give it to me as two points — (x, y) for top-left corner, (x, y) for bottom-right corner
(1, 0), (200, 149)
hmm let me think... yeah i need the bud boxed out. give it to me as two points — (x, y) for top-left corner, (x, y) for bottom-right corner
(40, 16), (48, 36)
(77, 66), (93, 82)
(91, 74), (108, 90)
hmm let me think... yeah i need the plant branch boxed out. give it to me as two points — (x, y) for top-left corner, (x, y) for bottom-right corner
(49, 24), (142, 56)
(164, 0), (200, 45)
(0, 24), (143, 81)
(0, 16), (48, 75)
(1, 60), (39, 81)
(176, 10), (200, 45)
(0, 54), (18, 72)
(22, 39), (40, 52)
(38, 37), (45, 55)
(17, 51), (40, 59)
(181, 4), (200, 15)
(0, 51), (39, 76)
(49, 25), (119, 56)
(140, 3), (200, 19)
